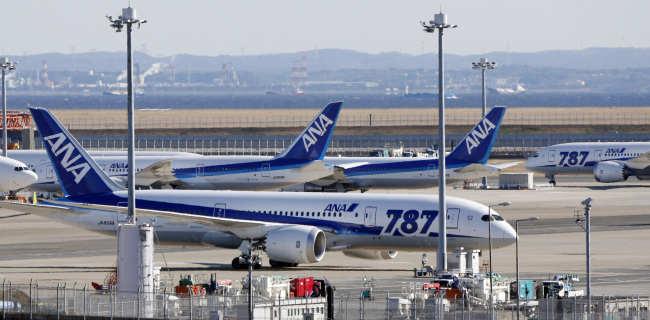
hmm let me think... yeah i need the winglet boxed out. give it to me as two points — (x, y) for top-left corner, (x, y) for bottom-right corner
(29, 107), (123, 196)
(274, 101), (342, 161)
(446, 106), (506, 164)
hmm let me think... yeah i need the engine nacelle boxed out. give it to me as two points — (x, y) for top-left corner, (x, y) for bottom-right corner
(593, 161), (629, 183)
(281, 182), (341, 192)
(265, 226), (326, 264)
(342, 250), (398, 260)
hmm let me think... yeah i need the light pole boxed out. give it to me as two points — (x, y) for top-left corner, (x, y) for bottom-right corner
(487, 201), (510, 320)
(472, 58), (496, 188)
(1, 58), (17, 157)
(422, 12), (456, 274)
(107, 8), (146, 223)
(516, 217), (538, 320)
(576, 198), (592, 315)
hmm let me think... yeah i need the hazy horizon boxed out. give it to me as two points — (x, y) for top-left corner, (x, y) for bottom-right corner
(2, 0), (648, 58)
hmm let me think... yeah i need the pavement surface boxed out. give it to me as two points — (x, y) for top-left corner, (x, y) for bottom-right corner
(1, 174), (649, 297)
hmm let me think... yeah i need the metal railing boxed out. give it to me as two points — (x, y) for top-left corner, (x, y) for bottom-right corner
(51, 111), (650, 130)
(2, 280), (648, 320)
(26, 133), (650, 158)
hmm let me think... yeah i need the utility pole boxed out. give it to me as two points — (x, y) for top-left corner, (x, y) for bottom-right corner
(107, 7), (147, 223)
(422, 12), (456, 273)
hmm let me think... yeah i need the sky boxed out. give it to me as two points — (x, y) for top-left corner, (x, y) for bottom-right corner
(3, 0), (649, 58)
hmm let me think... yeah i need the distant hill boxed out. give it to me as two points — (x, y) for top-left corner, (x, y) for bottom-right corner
(12, 47), (650, 73)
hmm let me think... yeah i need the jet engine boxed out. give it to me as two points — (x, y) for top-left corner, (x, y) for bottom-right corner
(281, 182), (343, 192)
(593, 161), (629, 183)
(342, 250), (398, 260)
(265, 226), (326, 264)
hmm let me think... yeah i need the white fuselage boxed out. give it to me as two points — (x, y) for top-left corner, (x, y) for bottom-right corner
(48, 190), (517, 253)
(29, 155), (334, 192)
(525, 142), (650, 175)
(7, 150), (198, 169)
(0, 157), (38, 191)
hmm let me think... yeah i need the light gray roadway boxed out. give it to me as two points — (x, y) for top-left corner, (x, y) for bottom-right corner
(0, 175), (648, 297)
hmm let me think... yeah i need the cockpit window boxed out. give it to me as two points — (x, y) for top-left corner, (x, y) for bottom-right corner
(533, 153), (539, 157)
(481, 214), (504, 222)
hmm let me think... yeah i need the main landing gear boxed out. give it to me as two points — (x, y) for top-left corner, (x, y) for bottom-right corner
(545, 174), (557, 186)
(230, 239), (300, 269)
(231, 256), (262, 270)
(231, 239), (263, 270)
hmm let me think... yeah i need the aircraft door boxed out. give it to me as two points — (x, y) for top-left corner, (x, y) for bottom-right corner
(213, 203), (226, 218)
(548, 150), (556, 163)
(115, 201), (129, 223)
(261, 163), (270, 177)
(446, 208), (460, 229)
(595, 150), (602, 161)
(364, 206), (377, 227)
(46, 165), (54, 180)
(428, 164), (437, 177)
(196, 164), (205, 176)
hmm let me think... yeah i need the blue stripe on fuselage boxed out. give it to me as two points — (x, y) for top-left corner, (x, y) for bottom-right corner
(173, 158), (317, 179)
(335, 158), (470, 178)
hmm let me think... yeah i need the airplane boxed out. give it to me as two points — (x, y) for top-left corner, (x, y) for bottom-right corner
(0, 107), (517, 269)
(285, 106), (517, 192)
(0, 157), (38, 192)
(524, 142), (650, 185)
(7, 149), (200, 170)
(23, 101), (343, 192)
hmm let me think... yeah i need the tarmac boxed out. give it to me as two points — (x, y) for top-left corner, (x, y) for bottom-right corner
(1, 174), (649, 297)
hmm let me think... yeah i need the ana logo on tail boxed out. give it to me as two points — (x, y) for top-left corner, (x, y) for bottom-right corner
(44, 132), (90, 184)
(465, 118), (496, 155)
(302, 114), (334, 152)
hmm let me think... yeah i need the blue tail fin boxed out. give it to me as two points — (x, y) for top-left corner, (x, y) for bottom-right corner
(29, 107), (123, 196)
(274, 101), (342, 161)
(446, 106), (506, 164)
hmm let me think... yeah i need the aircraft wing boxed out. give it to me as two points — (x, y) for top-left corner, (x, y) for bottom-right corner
(308, 168), (355, 186)
(332, 162), (369, 170)
(485, 161), (521, 170)
(134, 159), (192, 189)
(453, 163), (491, 174)
(0, 201), (79, 216)
(295, 162), (363, 186)
(0, 200), (287, 239)
(0, 211), (31, 219)
(625, 151), (650, 171)
(451, 163), (511, 181)
(134, 159), (180, 186)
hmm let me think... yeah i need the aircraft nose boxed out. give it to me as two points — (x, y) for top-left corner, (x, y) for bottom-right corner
(494, 222), (517, 248)
(25, 170), (38, 185)
(523, 159), (532, 170)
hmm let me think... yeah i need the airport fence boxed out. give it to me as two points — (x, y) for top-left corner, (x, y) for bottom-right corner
(26, 133), (650, 158)
(1, 280), (648, 320)
(53, 110), (650, 130)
